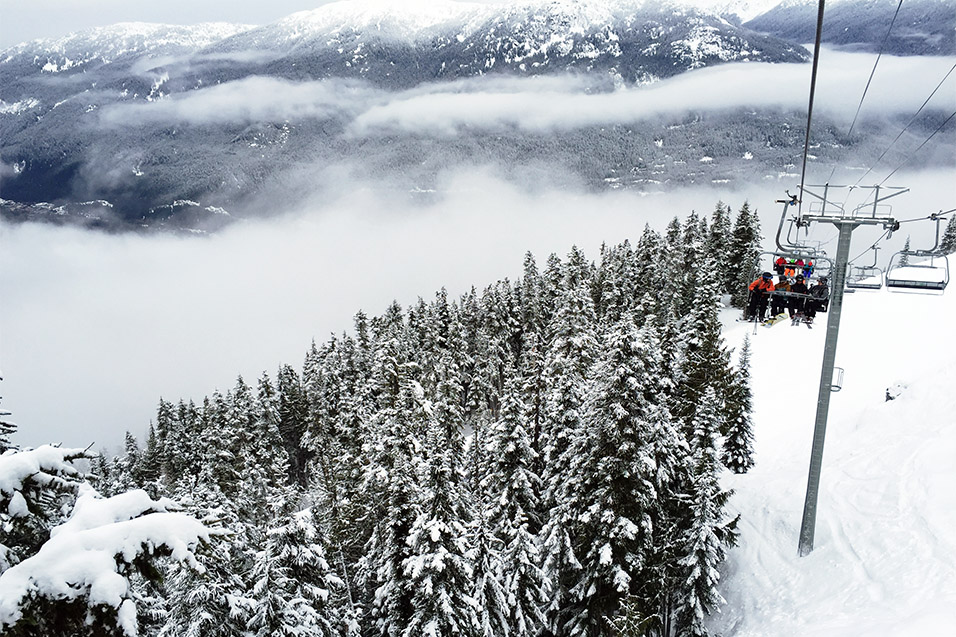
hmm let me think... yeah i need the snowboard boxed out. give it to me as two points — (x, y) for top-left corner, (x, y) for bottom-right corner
(762, 312), (789, 327)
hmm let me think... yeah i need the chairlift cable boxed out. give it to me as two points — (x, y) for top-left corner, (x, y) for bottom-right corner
(895, 208), (956, 224)
(845, 208), (954, 266)
(852, 61), (956, 187)
(826, 0), (905, 184)
(879, 109), (956, 185)
(849, 230), (889, 264)
(797, 0), (827, 217)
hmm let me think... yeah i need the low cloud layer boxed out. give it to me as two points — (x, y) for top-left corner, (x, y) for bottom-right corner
(2, 165), (953, 450)
(98, 76), (379, 127)
(99, 49), (956, 135)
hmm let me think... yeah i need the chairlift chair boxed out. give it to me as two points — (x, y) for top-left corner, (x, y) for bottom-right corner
(885, 253), (949, 291)
(846, 247), (883, 290)
(761, 250), (831, 280)
(884, 213), (950, 292)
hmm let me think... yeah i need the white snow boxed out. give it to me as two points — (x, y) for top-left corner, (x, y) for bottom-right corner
(0, 486), (210, 635)
(710, 278), (956, 635)
(6, 491), (27, 518)
(0, 445), (87, 505)
(0, 98), (41, 115)
(51, 484), (180, 537)
(599, 542), (613, 566)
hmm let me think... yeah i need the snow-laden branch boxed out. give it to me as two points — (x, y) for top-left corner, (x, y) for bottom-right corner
(0, 445), (91, 513)
(0, 486), (212, 636)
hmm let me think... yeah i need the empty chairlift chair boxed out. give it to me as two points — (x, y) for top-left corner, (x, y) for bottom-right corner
(885, 213), (951, 292)
(885, 253), (949, 291)
(846, 247), (883, 290)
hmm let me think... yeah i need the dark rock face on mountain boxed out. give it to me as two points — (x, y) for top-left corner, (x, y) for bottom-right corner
(0, 0), (952, 232)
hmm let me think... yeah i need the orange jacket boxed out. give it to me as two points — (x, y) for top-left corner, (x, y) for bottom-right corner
(749, 278), (775, 293)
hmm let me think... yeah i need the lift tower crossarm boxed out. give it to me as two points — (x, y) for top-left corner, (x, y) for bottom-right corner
(799, 183), (847, 218)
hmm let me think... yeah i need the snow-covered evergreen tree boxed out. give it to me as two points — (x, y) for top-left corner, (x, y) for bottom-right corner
(675, 386), (738, 637)
(1, 478), (209, 637)
(900, 236), (911, 266)
(721, 335), (755, 474)
(728, 202), (762, 306)
(486, 376), (546, 637)
(634, 224), (665, 304)
(562, 312), (672, 632)
(248, 508), (343, 637)
(276, 364), (310, 487)
(0, 445), (92, 574)
(161, 536), (251, 637)
(302, 336), (368, 624)
(403, 484), (477, 637)
(403, 352), (478, 637)
(137, 423), (163, 495)
(673, 254), (733, 432)
(706, 201), (732, 294)
(360, 346), (425, 636)
(940, 215), (956, 255)
(539, 248), (598, 634)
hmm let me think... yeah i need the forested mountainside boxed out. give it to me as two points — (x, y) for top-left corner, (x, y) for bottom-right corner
(2, 202), (762, 636)
(745, 0), (956, 55)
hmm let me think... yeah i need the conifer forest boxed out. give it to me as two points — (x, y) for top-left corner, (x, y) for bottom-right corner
(1, 202), (763, 636)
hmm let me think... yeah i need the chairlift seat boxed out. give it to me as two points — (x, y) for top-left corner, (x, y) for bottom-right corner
(885, 255), (949, 292)
(846, 279), (883, 290)
(885, 277), (947, 291)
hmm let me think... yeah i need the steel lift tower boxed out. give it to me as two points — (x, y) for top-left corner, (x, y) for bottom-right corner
(794, 184), (903, 556)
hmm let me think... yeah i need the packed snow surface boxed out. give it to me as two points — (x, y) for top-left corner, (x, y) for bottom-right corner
(711, 281), (956, 635)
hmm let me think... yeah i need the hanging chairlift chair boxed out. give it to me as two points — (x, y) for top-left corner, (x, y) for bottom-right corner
(761, 250), (832, 281)
(885, 253), (949, 291)
(884, 213), (951, 292)
(846, 247), (883, 290)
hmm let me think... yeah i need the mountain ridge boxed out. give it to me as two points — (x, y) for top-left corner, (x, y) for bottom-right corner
(1, 0), (953, 232)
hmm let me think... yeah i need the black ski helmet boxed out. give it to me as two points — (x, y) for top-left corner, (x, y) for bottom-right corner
(762, 272), (773, 279)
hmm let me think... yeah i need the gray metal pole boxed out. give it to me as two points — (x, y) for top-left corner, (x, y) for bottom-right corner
(798, 220), (857, 556)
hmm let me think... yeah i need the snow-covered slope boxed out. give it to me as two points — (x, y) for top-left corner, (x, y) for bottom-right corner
(0, 22), (254, 75)
(713, 281), (956, 634)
